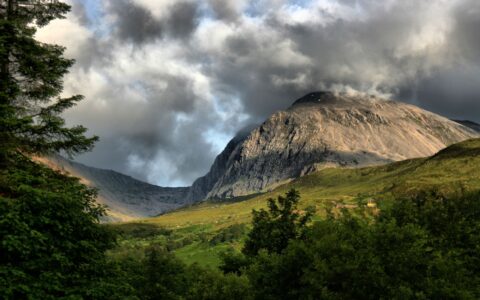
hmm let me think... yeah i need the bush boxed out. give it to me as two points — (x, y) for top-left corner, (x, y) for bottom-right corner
(209, 224), (247, 246)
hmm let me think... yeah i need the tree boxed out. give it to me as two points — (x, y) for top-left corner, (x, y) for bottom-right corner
(0, 0), (97, 165)
(245, 191), (480, 299)
(0, 155), (127, 298)
(242, 189), (313, 256)
(0, 1), (124, 298)
(116, 244), (253, 300)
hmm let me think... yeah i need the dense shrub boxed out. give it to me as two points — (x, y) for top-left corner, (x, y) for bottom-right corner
(209, 224), (247, 245)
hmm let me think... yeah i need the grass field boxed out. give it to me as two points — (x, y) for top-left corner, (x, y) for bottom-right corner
(108, 138), (480, 266)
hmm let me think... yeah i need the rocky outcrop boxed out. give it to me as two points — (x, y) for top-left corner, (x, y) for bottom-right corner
(185, 131), (250, 203)
(188, 92), (479, 200)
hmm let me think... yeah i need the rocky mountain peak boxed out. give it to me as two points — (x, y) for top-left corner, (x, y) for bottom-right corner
(292, 91), (336, 105)
(187, 92), (479, 201)
(291, 91), (381, 108)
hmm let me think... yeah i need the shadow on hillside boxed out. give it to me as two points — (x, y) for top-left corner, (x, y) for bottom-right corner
(106, 222), (171, 239)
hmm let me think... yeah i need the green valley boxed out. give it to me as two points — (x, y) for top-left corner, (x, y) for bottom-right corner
(110, 138), (480, 267)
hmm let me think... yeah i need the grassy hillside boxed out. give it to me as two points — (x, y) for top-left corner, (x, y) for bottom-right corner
(109, 138), (480, 266)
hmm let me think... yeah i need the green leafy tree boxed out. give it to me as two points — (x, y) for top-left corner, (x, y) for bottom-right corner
(242, 189), (313, 256)
(245, 191), (480, 299)
(117, 245), (253, 300)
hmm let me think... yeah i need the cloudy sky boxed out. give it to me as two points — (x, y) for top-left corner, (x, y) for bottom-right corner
(36, 0), (480, 187)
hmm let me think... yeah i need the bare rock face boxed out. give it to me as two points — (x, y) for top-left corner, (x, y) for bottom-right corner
(188, 92), (479, 200)
(36, 156), (189, 222)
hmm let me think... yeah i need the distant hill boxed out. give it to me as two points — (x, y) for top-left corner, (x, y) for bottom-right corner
(187, 92), (478, 201)
(35, 156), (189, 222)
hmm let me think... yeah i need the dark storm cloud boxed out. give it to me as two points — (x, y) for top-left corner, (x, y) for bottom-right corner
(167, 1), (200, 38)
(70, 0), (89, 26)
(44, 0), (480, 186)
(412, 68), (480, 122)
(107, 0), (200, 43)
(56, 1), (219, 186)
(66, 72), (222, 185)
(396, 0), (480, 122)
(199, 0), (480, 122)
(73, 37), (112, 70)
(110, 0), (163, 43)
(453, 0), (480, 62)
(207, 0), (245, 22)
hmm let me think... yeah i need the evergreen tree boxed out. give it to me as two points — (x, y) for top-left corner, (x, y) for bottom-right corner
(0, 1), (124, 298)
(0, 0), (97, 165)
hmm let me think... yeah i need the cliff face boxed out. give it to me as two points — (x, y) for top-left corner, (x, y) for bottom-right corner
(36, 156), (189, 222)
(189, 92), (479, 200)
(185, 132), (250, 202)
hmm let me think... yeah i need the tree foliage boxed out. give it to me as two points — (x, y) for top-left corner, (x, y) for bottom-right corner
(0, 0), (97, 165)
(242, 189), (313, 257)
(0, 1), (119, 298)
(116, 244), (253, 300)
(242, 191), (480, 299)
(0, 154), (128, 299)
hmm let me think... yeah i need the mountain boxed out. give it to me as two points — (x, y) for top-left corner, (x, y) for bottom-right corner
(35, 92), (479, 221)
(35, 156), (189, 222)
(454, 120), (480, 132)
(187, 92), (479, 201)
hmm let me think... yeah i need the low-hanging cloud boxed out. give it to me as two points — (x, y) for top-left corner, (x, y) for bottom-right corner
(36, 0), (480, 186)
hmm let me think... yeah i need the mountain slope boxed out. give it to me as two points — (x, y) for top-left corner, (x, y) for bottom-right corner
(36, 156), (189, 222)
(188, 92), (478, 201)
(146, 138), (480, 230)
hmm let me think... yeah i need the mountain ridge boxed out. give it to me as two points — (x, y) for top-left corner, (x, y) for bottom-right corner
(38, 92), (480, 221)
(35, 155), (189, 222)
